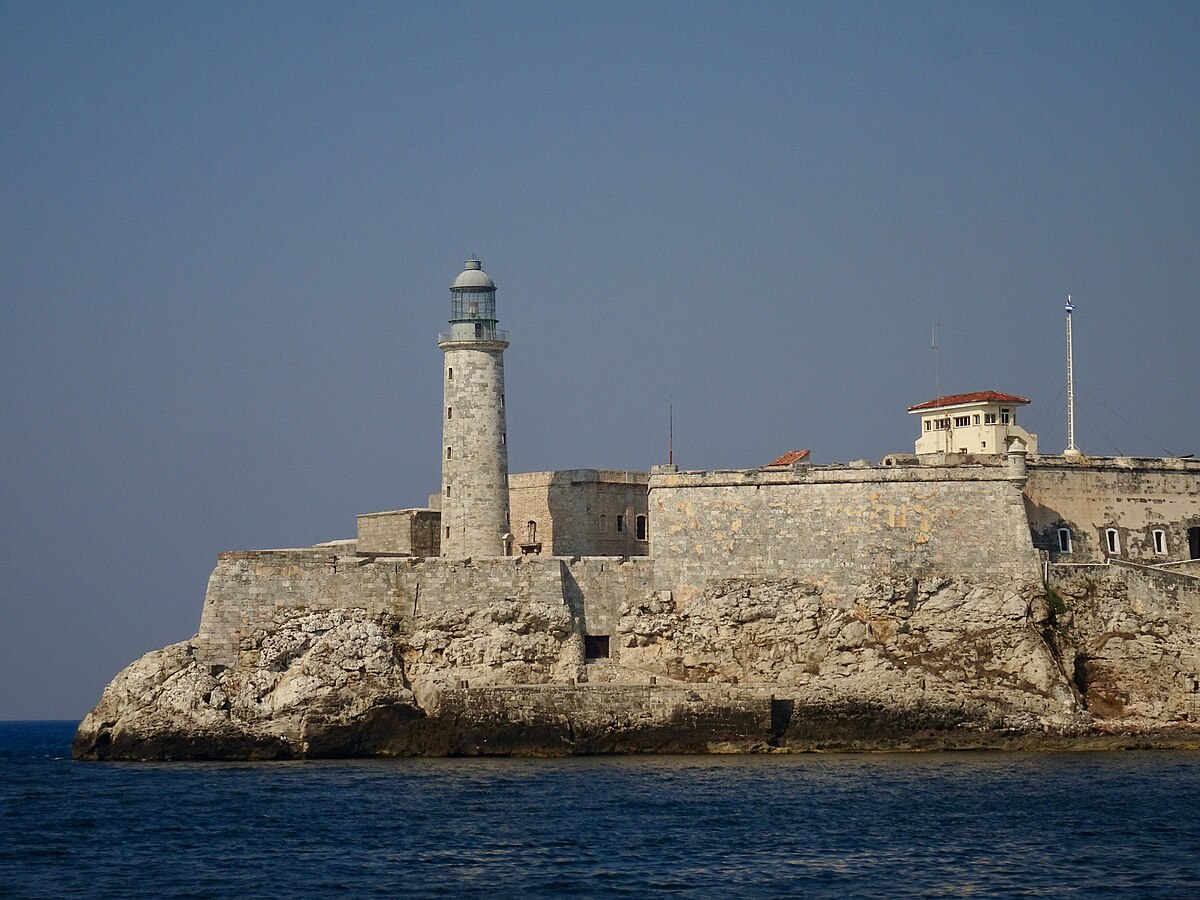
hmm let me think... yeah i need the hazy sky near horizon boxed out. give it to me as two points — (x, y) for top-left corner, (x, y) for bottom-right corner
(2, 2), (1198, 719)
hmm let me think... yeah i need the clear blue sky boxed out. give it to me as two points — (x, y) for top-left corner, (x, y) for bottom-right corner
(2, 1), (1197, 719)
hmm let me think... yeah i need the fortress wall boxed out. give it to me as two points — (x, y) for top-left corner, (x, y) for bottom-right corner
(508, 470), (649, 557)
(1025, 458), (1200, 563)
(356, 509), (441, 556)
(195, 551), (568, 668)
(649, 465), (1039, 603)
(561, 557), (657, 639)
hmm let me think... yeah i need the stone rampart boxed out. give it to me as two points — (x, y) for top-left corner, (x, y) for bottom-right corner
(193, 550), (660, 671)
(649, 464), (1038, 603)
(196, 551), (571, 668)
(561, 557), (657, 638)
(1025, 457), (1200, 563)
(356, 509), (441, 556)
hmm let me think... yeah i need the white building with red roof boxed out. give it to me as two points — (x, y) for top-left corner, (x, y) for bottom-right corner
(908, 390), (1038, 456)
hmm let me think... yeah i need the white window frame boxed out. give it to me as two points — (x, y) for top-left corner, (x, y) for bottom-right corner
(1153, 530), (1167, 555)
(1105, 528), (1120, 555)
(1057, 528), (1072, 553)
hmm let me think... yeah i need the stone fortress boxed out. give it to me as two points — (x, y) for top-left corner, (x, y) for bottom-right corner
(75, 260), (1200, 759)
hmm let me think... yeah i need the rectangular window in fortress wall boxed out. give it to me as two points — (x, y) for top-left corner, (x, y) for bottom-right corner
(1057, 528), (1072, 553)
(584, 635), (610, 659)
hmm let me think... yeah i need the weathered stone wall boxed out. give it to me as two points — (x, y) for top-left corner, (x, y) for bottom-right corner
(649, 463), (1039, 603)
(440, 342), (509, 557)
(1025, 457), (1200, 563)
(196, 551), (570, 669)
(561, 557), (657, 641)
(356, 509), (440, 556)
(508, 470), (649, 557)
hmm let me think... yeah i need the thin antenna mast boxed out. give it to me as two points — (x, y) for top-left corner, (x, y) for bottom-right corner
(668, 403), (674, 465)
(932, 316), (941, 403)
(1064, 295), (1082, 457)
(933, 316), (946, 451)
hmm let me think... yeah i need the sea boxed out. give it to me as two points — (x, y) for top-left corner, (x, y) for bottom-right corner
(2, 722), (1199, 898)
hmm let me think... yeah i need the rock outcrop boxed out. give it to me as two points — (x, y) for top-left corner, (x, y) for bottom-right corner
(75, 610), (421, 759)
(77, 569), (1200, 760)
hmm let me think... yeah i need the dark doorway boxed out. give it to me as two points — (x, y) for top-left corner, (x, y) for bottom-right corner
(1189, 527), (1200, 560)
(635, 515), (647, 540)
(584, 635), (610, 659)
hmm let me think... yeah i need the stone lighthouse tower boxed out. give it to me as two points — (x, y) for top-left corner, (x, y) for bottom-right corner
(439, 258), (511, 557)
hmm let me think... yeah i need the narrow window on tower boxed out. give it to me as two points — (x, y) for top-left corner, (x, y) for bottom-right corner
(445, 526), (450, 539)
(1153, 530), (1167, 555)
(445, 486), (451, 497)
(616, 515), (625, 533)
(636, 515), (647, 540)
(501, 432), (506, 445)
(500, 394), (505, 407)
(447, 367), (453, 381)
(446, 446), (452, 459)
(447, 407), (452, 419)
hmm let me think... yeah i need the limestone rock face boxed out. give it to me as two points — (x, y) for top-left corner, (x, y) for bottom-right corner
(74, 610), (421, 760)
(615, 576), (1079, 725)
(76, 568), (1200, 759)
(1050, 570), (1200, 725)
(402, 600), (581, 696)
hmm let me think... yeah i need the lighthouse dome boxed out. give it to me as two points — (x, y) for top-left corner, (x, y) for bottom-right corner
(451, 258), (495, 290)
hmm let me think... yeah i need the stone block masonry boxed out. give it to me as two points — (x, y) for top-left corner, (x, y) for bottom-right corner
(649, 462), (1040, 604)
(1026, 457), (1200, 564)
(196, 552), (569, 668)
(440, 342), (509, 558)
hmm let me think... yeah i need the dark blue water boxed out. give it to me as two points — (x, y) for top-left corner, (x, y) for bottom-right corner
(2, 722), (1199, 898)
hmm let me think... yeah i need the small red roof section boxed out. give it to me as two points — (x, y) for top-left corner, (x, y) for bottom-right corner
(766, 449), (811, 467)
(907, 390), (1031, 413)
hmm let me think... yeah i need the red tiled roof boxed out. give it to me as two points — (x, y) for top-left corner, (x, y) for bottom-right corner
(907, 391), (1031, 412)
(766, 449), (811, 467)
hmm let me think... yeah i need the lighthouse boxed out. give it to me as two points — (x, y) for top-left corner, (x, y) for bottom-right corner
(439, 259), (511, 557)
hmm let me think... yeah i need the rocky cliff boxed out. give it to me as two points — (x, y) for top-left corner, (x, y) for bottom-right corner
(74, 565), (1200, 760)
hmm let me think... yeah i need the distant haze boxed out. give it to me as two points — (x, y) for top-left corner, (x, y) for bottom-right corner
(2, 2), (1197, 719)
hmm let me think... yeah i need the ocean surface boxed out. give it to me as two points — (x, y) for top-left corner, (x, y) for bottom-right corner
(2, 722), (1199, 898)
